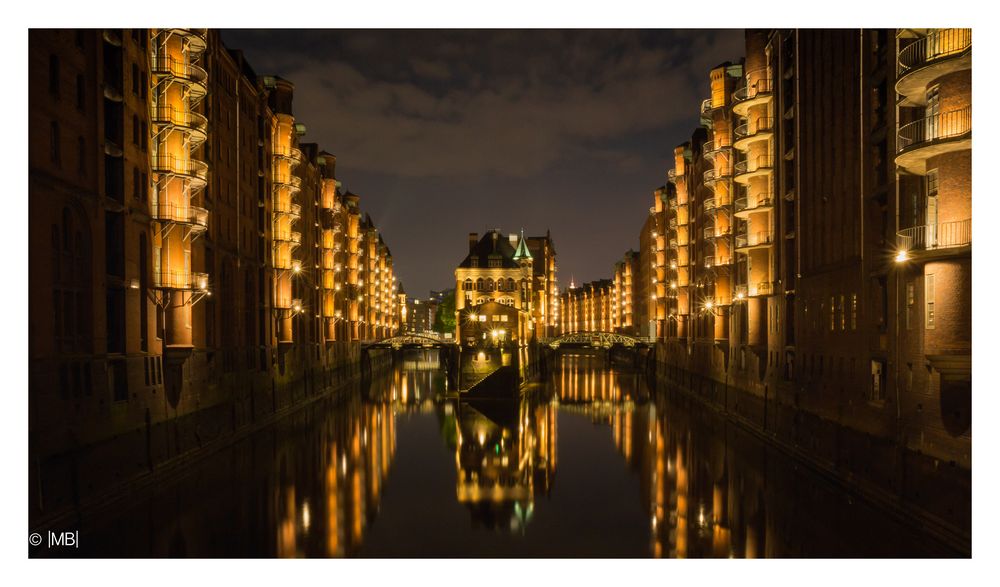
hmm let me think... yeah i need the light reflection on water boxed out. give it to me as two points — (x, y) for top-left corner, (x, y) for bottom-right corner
(56, 349), (959, 557)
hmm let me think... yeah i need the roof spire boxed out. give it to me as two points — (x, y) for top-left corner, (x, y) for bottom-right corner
(513, 228), (533, 261)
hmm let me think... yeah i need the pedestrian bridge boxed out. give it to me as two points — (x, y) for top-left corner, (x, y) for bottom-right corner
(541, 331), (654, 350)
(362, 333), (458, 350)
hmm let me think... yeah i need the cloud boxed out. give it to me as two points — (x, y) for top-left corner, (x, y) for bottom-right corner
(223, 30), (745, 180)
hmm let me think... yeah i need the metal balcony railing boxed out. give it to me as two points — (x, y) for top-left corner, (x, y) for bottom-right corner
(736, 230), (774, 249)
(275, 231), (303, 245)
(897, 106), (971, 151)
(701, 98), (713, 116)
(703, 197), (716, 212)
(733, 69), (774, 103)
(274, 145), (305, 165)
(289, 203), (302, 218)
(734, 117), (774, 140)
(152, 270), (209, 291)
(735, 155), (774, 176)
(668, 217), (678, 229)
(897, 218), (971, 251)
(667, 169), (677, 183)
(753, 281), (775, 296)
(898, 29), (972, 73)
(703, 226), (716, 240)
(151, 202), (209, 229)
(151, 54), (208, 86)
(152, 154), (208, 183)
(735, 192), (774, 213)
(151, 104), (208, 134)
(273, 172), (303, 190)
(734, 284), (748, 299)
(704, 169), (716, 183)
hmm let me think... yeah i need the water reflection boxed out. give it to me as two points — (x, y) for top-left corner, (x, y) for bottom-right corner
(52, 349), (959, 557)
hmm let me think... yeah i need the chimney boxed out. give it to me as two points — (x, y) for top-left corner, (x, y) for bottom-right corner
(468, 233), (478, 252)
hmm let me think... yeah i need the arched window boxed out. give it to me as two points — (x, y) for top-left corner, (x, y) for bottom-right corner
(476, 278), (484, 291)
(487, 278), (495, 291)
(507, 278), (515, 291)
(464, 279), (472, 291)
(496, 279), (504, 292)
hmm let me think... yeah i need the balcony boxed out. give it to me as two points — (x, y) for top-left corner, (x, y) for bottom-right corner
(274, 145), (305, 167)
(703, 140), (732, 162)
(734, 192), (774, 218)
(897, 219), (971, 257)
(732, 69), (774, 116)
(734, 155), (773, 185)
(700, 98), (713, 128)
(895, 106), (971, 174)
(703, 166), (731, 188)
(704, 256), (732, 270)
(151, 104), (208, 146)
(168, 29), (209, 54)
(150, 54), (207, 104)
(667, 169), (677, 184)
(703, 197), (716, 213)
(735, 230), (774, 252)
(152, 270), (209, 291)
(151, 202), (209, 232)
(152, 154), (208, 189)
(897, 29), (972, 105)
(273, 171), (303, 193)
(733, 117), (774, 151)
(275, 231), (303, 247)
(750, 281), (776, 297)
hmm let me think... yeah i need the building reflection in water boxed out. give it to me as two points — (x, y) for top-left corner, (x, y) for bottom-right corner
(64, 348), (958, 557)
(448, 390), (556, 533)
(274, 351), (447, 557)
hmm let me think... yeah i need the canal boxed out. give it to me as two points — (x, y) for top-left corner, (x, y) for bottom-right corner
(54, 350), (961, 557)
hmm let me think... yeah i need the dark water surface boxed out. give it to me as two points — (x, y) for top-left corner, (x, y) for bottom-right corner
(48, 350), (960, 557)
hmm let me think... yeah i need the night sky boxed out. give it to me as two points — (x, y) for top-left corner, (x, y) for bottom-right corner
(221, 29), (745, 298)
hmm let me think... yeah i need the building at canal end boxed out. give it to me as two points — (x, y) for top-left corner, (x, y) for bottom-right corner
(454, 230), (540, 347)
(28, 29), (402, 525)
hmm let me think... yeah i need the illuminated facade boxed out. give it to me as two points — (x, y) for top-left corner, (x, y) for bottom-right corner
(649, 29), (971, 542)
(28, 29), (403, 520)
(454, 230), (535, 346)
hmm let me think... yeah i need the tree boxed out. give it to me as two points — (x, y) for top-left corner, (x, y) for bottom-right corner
(433, 290), (456, 335)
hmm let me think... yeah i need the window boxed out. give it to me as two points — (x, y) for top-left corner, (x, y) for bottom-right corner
(77, 137), (86, 176)
(871, 359), (885, 402)
(839, 295), (845, 330)
(76, 74), (85, 111)
(140, 72), (147, 99)
(906, 282), (915, 330)
(49, 54), (60, 97)
(925, 274), (935, 329)
(140, 121), (147, 151)
(132, 115), (139, 145)
(926, 169), (939, 246)
(50, 121), (60, 165)
(131, 63), (139, 95)
(476, 278), (483, 291)
(463, 279), (472, 291)
(829, 296), (835, 331)
(851, 294), (857, 330)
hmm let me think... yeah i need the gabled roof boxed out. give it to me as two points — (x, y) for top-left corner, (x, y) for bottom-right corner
(457, 230), (522, 269)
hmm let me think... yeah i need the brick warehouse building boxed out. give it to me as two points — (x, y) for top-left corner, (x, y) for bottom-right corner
(566, 29), (971, 547)
(28, 29), (403, 523)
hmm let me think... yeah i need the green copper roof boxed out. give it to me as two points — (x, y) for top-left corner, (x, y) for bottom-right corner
(513, 230), (533, 260)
